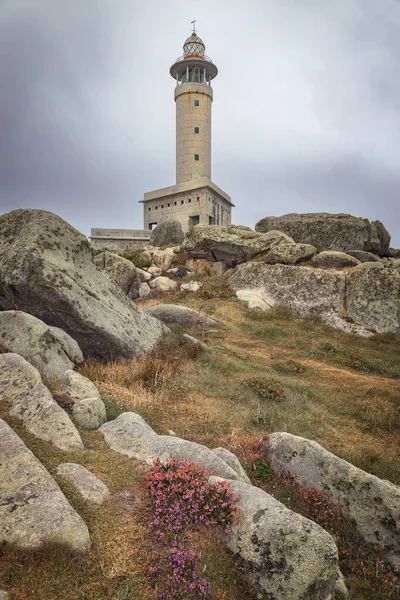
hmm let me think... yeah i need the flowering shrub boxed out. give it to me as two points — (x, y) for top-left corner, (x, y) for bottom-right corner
(145, 459), (239, 600)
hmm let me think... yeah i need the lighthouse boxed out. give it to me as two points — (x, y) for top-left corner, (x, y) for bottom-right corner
(140, 24), (233, 233)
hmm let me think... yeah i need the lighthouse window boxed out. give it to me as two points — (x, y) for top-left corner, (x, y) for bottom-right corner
(194, 127), (199, 134)
(193, 67), (200, 82)
(194, 99), (199, 107)
(148, 207), (151, 211)
(188, 199), (192, 203)
(194, 154), (199, 161)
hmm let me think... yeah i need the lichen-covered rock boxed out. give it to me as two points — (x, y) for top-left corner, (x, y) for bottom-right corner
(255, 213), (391, 256)
(390, 248), (400, 258)
(56, 463), (110, 505)
(150, 220), (184, 247)
(264, 432), (400, 570)
(60, 370), (106, 430)
(0, 311), (82, 381)
(211, 477), (341, 600)
(345, 250), (381, 263)
(100, 412), (244, 481)
(0, 590), (9, 600)
(183, 225), (312, 267)
(311, 251), (361, 269)
(182, 333), (208, 350)
(346, 263), (400, 333)
(228, 263), (346, 317)
(211, 447), (251, 484)
(149, 276), (178, 292)
(0, 419), (90, 554)
(263, 240), (316, 265)
(145, 304), (218, 328)
(0, 209), (166, 360)
(0, 354), (84, 451)
(93, 251), (141, 299)
(228, 262), (400, 333)
(151, 248), (177, 271)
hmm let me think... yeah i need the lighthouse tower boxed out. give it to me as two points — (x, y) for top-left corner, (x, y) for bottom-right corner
(140, 25), (233, 233)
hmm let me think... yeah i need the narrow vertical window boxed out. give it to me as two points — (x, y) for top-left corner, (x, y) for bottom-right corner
(194, 127), (199, 134)
(194, 154), (199, 161)
(194, 99), (200, 107)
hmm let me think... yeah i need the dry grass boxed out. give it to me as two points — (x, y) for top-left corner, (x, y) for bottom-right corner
(1, 294), (399, 599)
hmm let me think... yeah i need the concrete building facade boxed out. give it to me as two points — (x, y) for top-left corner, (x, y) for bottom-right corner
(140, 27), (233, 233)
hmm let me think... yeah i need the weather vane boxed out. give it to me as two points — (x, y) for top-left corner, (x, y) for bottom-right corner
(191, 19), (197, 33)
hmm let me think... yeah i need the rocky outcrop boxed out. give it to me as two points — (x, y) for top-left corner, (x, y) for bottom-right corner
(0, 354), (84, 451)
(0, 209), (166, 360)
(60, 370), (106, 430)
(211, 477), (342, 600)
(56, 463), (110, 505)
(228, 262), (400, 334)
(0, 311), (83, 381)
(183, 225), (316, 267)
(346, 263), (400, 334)
(150, 220), (184, 247)
(311, 251), (361, 269)
(93, 251), (141, 300)
(145, 304), (218, 328)
(255, 213), (391, 257)
(0, 419), (90, 554)
(264, 432), (400, 570)
(149, 276), (178, 292)
(100, 412), (245, 481)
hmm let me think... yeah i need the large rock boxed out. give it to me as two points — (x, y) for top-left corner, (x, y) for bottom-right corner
(150, 220), (184, 247)
(311, 251), (361, 269)
(0, 354), (84, 451)
(0, 311), (83, 381)
(0, 419), (90, 554)
(100, 412), (245, 481)
(183, 225), (315, 267)
(0, 209), (166, 360)
(228, 262), (400, 333)
(145, 304), (218, 328)
(255, 213), (391, 257)
(264, 432), (400, 571)
(60, 370), (106, 430)
(346, 263), (400, 334)
(93, 251), (141, 300)
(228, 263), (346, 317)
(56, 463), (110, 505)
(212, 477), (342, 600)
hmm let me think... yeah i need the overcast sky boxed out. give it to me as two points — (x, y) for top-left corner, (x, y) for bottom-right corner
(1, 0), (400, 246)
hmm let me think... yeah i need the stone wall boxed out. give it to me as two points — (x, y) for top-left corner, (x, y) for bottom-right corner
(90, 229), (151, 251)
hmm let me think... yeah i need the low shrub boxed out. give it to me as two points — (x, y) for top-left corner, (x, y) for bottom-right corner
(273, 360), (307, 375)
(145, 458), (239, 600)
(120, 249), (152, 269)
(244, 377), (284, 400)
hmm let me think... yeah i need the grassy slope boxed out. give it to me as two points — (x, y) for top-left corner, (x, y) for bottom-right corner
(0, 293), (399, 599)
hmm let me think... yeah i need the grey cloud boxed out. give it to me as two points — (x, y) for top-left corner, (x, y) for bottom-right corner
(0, 0), (399, 246)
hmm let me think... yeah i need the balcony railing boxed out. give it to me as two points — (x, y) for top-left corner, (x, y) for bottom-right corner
(174, 54), (213, 63)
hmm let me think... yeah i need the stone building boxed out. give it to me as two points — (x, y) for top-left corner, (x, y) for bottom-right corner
(140, 26), (233, 233)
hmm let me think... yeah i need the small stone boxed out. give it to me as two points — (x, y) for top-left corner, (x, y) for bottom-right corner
(136, 267), (152, 282)
(145, 304), (218, 328)
(0, 591), (10, 600)
(180, 281), (203, 292)
(149, 277), (178, 292)
(147, 266), (162, 278)
(57, 463), (110, 505)
(182, 334), (208, 349)
(139, 282), (151, 298)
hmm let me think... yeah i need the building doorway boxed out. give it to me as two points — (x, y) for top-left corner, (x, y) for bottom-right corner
(189, 215), (200, 229)
(149, 223), (158, 230)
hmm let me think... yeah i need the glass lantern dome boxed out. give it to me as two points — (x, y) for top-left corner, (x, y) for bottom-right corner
(183, 33), (205, 58)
